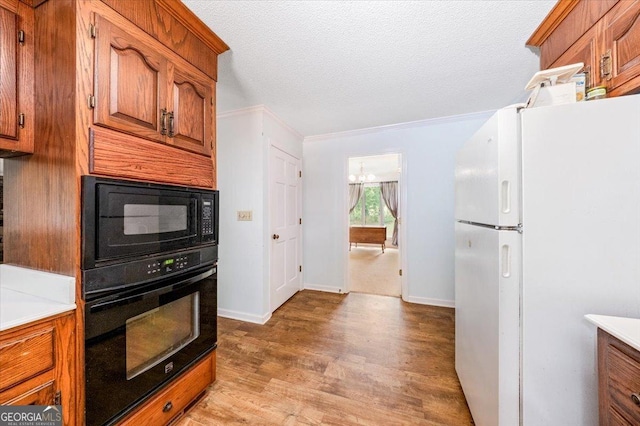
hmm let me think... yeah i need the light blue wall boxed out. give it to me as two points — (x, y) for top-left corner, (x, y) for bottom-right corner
(302, 112), (492, 305)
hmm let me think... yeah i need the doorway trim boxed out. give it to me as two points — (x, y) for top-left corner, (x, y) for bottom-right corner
(344, 152), (408, 298)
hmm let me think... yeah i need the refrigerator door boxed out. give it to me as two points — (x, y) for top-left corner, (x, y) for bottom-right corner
(521, 95), (640, 426)
(455, 107), (520, 227)
(455, 221), (520, 426)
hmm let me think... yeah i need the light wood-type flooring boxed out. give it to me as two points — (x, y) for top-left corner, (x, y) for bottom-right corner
(178, 290), (473, 425)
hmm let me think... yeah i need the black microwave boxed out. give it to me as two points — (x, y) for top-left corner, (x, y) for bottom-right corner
(82, 176), (219, 269)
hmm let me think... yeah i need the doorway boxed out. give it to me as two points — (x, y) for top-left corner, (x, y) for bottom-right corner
(347, 154), (402, 297)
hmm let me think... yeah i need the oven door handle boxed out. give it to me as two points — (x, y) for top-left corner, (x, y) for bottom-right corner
(88, 267), (215, 313)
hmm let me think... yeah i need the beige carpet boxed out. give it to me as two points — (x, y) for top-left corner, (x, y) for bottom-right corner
(349, 245), (400, 297)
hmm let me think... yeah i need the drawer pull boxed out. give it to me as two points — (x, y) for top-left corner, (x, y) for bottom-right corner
(632, 393), (640, 407)
(162, 401), (173, 413)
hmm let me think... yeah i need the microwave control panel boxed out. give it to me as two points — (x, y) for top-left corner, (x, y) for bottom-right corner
(201, 198), (214, 236)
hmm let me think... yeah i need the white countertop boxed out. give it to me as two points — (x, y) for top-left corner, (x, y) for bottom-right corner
(585, 314), (640, 352)
(0, 264), (76, 332)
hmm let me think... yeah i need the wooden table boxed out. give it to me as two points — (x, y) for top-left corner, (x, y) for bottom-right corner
(349, 226), (386, 253)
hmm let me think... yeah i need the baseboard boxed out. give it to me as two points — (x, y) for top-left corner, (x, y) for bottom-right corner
(402, 295), (455, 308)
(217, 308), (272, 324)
(303, 283), (344, 294)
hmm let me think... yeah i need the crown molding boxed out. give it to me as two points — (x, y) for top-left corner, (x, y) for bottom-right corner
(304, 110), (495, 143)
(217, 105), (303, 140)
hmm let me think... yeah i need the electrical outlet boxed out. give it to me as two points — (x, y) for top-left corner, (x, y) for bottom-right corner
(237, 210), (253, 221)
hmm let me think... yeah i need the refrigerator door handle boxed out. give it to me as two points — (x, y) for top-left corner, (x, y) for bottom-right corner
(501, 180), (511, 214)
(501, 244), (511, 278)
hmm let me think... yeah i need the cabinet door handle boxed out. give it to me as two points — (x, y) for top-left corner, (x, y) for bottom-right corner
(162, 401), (173, 412)
(168, 111), (175, 138)
(632, 393), (640, 407)
(600, 49), (612, 81)
(160, 109), (168, 135)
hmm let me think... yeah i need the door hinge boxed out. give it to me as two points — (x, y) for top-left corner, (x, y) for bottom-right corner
(211, 97), (214, 106)
(399, 269), (402, 276)
(299, 218), (302, 225)
(17, 30), (25, 45)
(89, 24), (97, 39)
(299, 265), (302, 272)
(298, 171), (302, 178)
(600, 49), (612, 81)
(88, 95), (96, 109)
(54, 391), (61, 405)
(18, 113), (25, 128)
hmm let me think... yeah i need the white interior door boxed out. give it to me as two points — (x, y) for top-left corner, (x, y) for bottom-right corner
(270, 146), (302, 312)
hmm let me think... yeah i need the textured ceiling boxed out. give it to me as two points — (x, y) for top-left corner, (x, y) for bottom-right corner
(184, 0), (556, 137)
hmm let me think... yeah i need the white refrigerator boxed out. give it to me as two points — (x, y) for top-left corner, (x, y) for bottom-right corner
(454, 94), (640, 426)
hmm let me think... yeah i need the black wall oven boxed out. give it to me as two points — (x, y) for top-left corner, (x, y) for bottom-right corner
(81, 177), (219, 426)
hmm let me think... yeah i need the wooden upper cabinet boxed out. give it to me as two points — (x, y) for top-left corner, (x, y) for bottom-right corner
(552, 24), (601, 89)
(0, 6), (18, 141)
(528, 0), (640, 96)
(93, 14), (167, 144)
(0, 1), (33, 157)
(92, 13), (215, 156)
(604, 0), (640, 95)
(168, 63), (213, 156)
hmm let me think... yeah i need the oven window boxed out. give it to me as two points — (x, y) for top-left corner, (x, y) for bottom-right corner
(126, 292), (200, 380)
(123, 204), (188, 235)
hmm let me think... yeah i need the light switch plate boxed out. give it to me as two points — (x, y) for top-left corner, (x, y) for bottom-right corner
(237, 210), (253, 221)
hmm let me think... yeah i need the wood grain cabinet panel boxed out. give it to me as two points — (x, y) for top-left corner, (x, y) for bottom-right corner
(92, 12), (215, 158)
(0, 1), (33, 157)
(529, 0), (640, 96)
(0, 313), (75, 424)
(118, 352), (215, 426)
(597, 329), (640, 425)
(93, 14), (168, 143)
(169, 63), (213, 156)
(552, 23), (601, 89)
(604, 1), (640, 95)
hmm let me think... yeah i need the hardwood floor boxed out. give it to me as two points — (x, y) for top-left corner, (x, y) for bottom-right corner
(177, 290), (473, 425)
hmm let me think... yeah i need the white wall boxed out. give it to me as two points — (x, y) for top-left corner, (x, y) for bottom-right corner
(217, 106), (303, 323)
(302, 112), (492, 306)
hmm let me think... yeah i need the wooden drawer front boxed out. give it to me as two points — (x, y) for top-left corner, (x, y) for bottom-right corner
(606, 344), (640, 424)
(119, 353), (214, 425)
(0, 328), (54, 391)
(3, 381), (55, 406)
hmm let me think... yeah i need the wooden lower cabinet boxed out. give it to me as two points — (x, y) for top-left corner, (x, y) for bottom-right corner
(118, 351), (216, 426)
(0, 312), (76, 424)
(597, 328), (640, 425)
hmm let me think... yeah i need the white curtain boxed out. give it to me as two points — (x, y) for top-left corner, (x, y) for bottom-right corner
(348, 183), (364, 213)
(380, 181), (399, 246)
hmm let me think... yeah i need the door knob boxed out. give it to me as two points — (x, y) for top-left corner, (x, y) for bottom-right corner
(272, 234), (280, 240)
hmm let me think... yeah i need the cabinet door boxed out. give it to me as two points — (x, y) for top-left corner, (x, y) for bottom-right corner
(93, 15), (168, 144)
(0, 6), (18, 141)
(552, 23), (601, 90)
(168, 63), (213, 156)
(0, 3), (32, 156)
(604, 0), (640, 95)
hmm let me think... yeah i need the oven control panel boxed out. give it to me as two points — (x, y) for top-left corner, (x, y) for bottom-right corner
(83, 245), (218, 299)
(145, 252), (200, 277)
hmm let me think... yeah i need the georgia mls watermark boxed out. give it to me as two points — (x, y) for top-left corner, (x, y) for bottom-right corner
(0, 405), (62, 426)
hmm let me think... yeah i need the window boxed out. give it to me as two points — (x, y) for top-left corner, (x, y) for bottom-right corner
(349, 184), (394, 239)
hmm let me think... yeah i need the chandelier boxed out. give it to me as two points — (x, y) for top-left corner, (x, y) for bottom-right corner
(349, 162), (375, 182)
